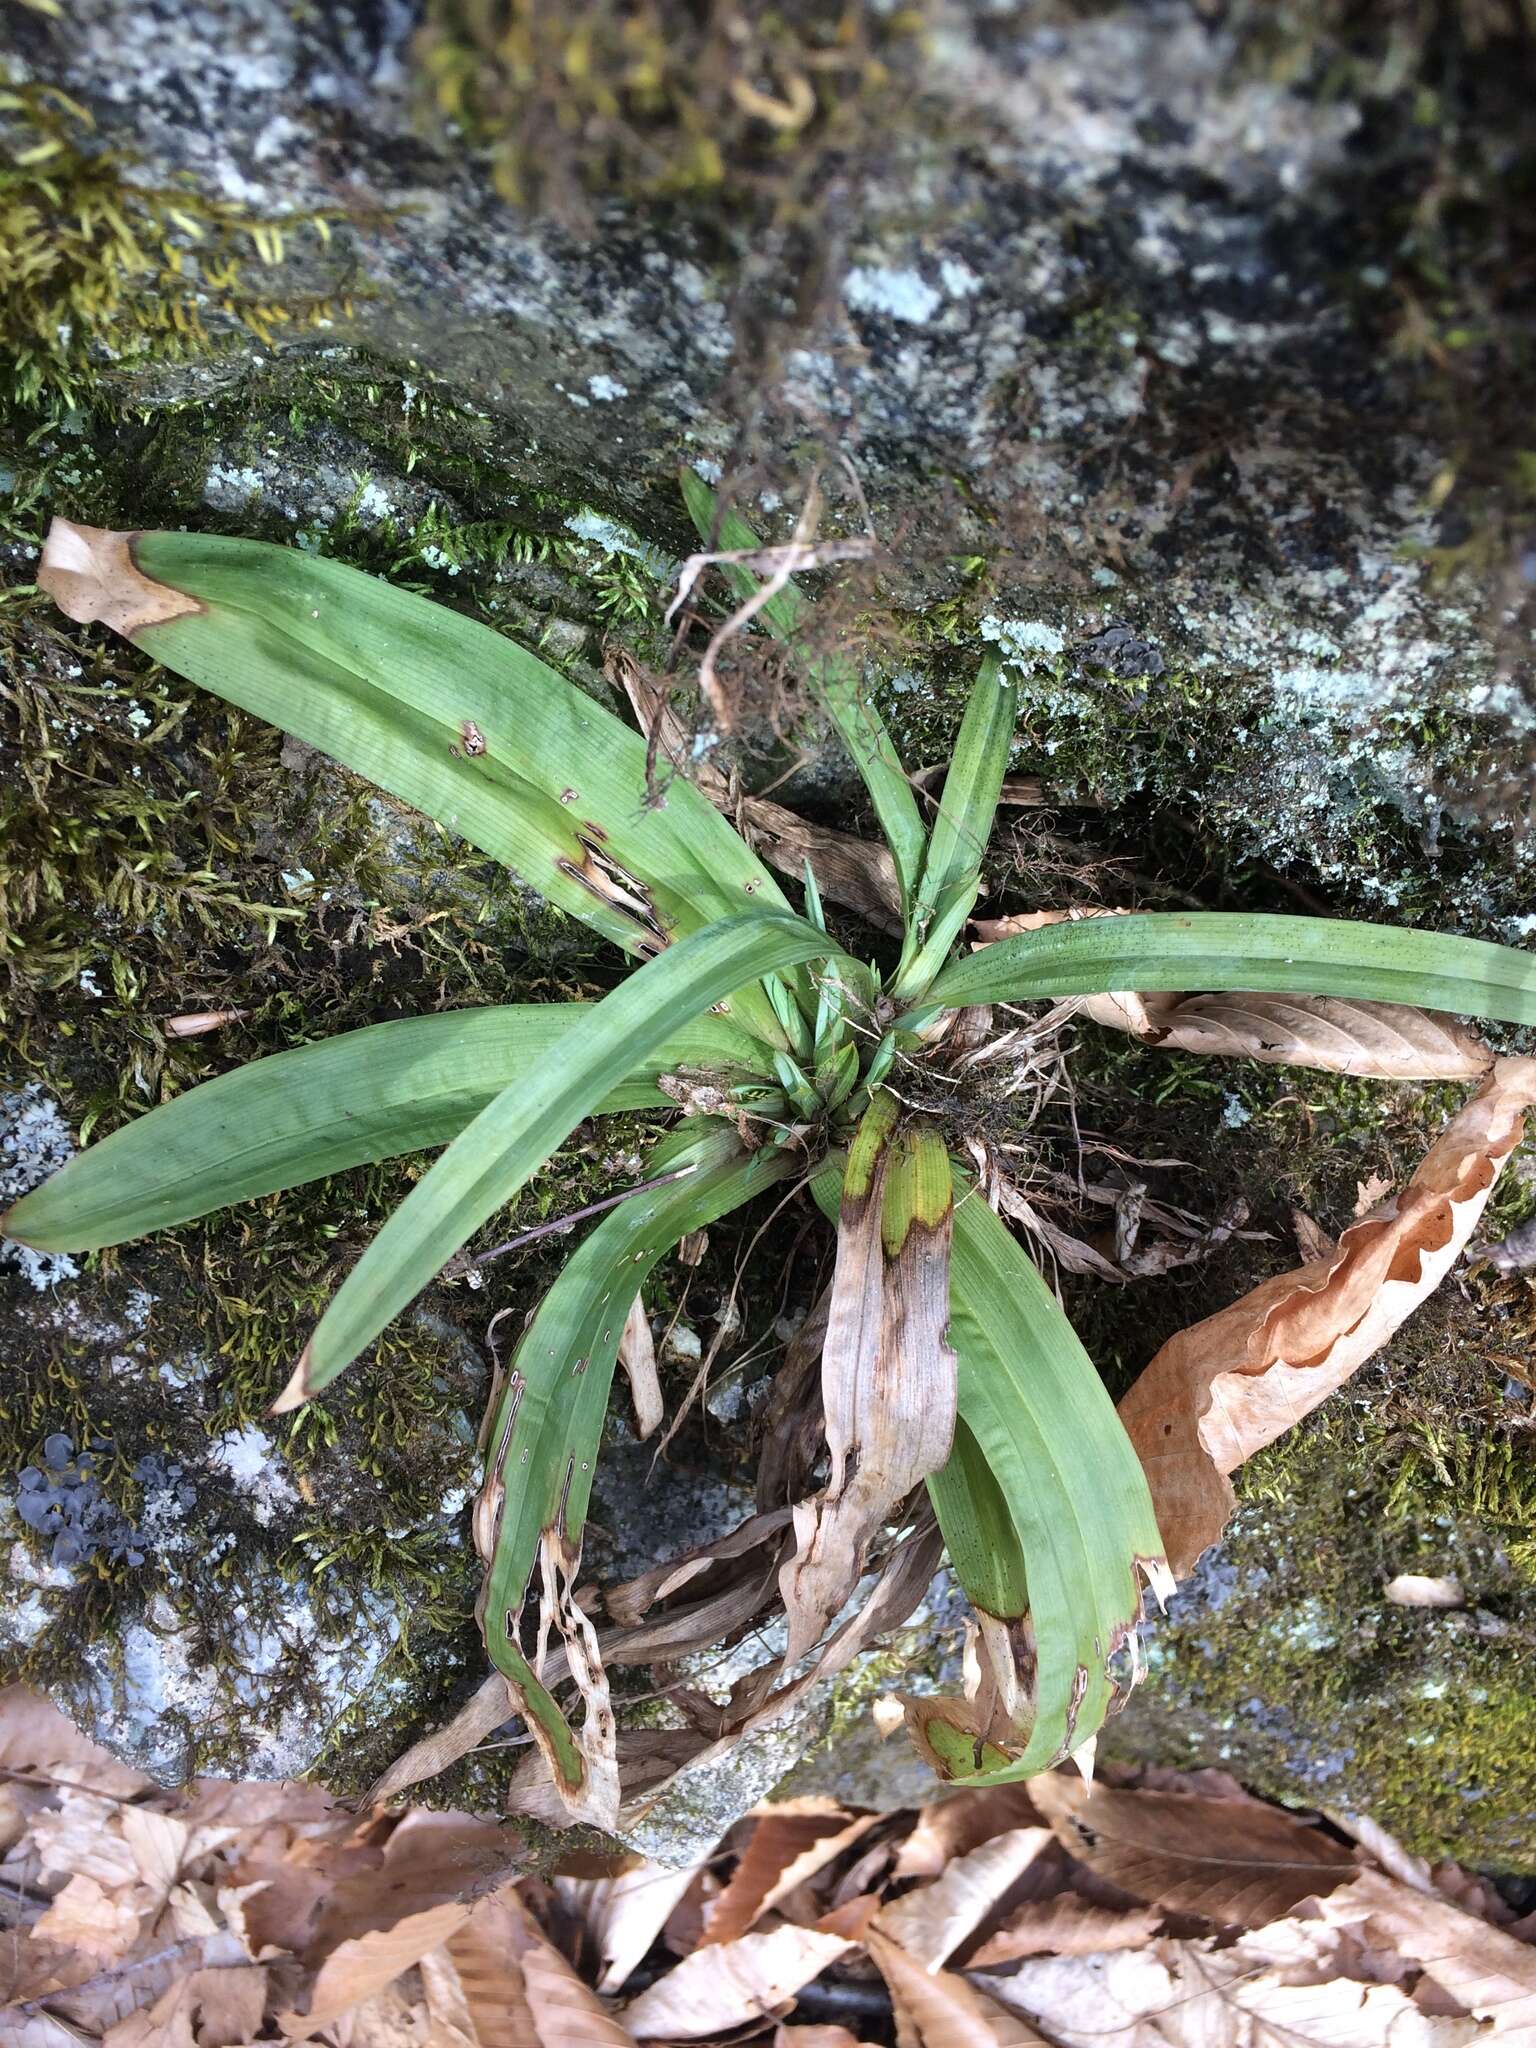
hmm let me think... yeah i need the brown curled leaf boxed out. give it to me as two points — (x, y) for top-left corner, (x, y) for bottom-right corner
(1119, 1056), (1536, 1576)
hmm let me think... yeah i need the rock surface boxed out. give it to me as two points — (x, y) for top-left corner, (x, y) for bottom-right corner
(2, 0), (1533, 1865)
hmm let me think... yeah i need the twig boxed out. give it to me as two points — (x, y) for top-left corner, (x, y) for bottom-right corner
(458, 1164), (700, 1276)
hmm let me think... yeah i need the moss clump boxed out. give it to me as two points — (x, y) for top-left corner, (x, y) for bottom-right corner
(415, 0), (927, 214)
(0, 80), (353, 407)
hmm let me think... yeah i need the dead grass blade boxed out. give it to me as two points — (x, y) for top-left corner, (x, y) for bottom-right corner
(1119, 1056), (1536, 1575)
(618, 1296), (663, 1441)
(1027, 1777), (1356, 1927)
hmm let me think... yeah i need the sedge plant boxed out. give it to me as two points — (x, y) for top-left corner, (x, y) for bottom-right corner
(8, 478), (1536, 1826)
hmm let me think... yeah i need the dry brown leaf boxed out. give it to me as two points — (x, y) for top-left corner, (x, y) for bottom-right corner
(290, 1899), (473, 2029)
(618, 1295), (663, 1442)
(704, 1803), (878, 1947)
(102, 1974), (199, 2048)
(894, 1790), (1047, 1881)
(555, 1856), (705, 1992)
(0, 1687), (153, 1800)
(974, 1940), (1475, 2048)
(967, 1892), (1162, 1966)
(874, 1828), (1054, 1971)
(433, 1887), (546, 2048)
(781, 1121), (956, 1664)
(1316, 1868), (1536, 2034)
(606, 1509), (792, 1629)
(774, 2027), (877, 2048)
(972, 913), (1492, 1080)
(621, 1925), (855, 2039)
(32, 1871), (144, 1960)
(1119, 1057), (1536, 1575)
(1028, 1776), (1356, 1926)
(185, 1962), (269, 2046)
(867, 1929), (1048, 2048)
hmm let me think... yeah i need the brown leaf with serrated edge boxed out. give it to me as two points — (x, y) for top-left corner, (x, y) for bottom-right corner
(618, 1294), (663, 1442)
(874, 1826), (1053, 1970)
(972, 911), (1492, 1079)
(1316, 1868), (1536, 2034)
(867, 1929), (1050, 2048)
(704, 1802), (878, 1946)
(1119, 1057), (1536, 1576)
(1027, 1776), (1356, 1927)
(782, 1114), (955, 1664)
(622, 1925), (855, 2039)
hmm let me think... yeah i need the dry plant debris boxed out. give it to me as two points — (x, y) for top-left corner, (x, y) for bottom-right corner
(7, 1685), (1536, 2047)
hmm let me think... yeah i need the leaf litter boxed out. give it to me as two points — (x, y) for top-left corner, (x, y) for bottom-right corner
(7, 1684), (1534, 2046)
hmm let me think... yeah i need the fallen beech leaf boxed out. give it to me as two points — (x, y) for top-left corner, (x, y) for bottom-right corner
(1119, 1058), (1536, 1575)
(867, 1929), (1048, 2048)
(875, 1827), (1054, 1970)
(894, 1789), (1047, 1880)
(1384, 1573), (1466, 1609)
(185, 1962), (268, 2046)
(974, 1940), (1472, 2048)
(622, 1925), (854, 2039)
(618, 1294), (663, 1441)
(1028, 1776), (1356, 1926)
(972, 913), (1492, 1078)
(434, 1888), (542, 2048)
(102, 1975), (198, 2048)
(704, 1802), (877, 1947)
(1317, 1868), (1536, 2034)
(967, 1891), (1161, 1966)
(556, 1855), (705, 1991)
(292, 1898), (473, 2027)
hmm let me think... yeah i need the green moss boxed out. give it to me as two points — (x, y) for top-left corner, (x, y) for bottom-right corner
(414, 0), (928, 214)
(0, 79), (351, 407)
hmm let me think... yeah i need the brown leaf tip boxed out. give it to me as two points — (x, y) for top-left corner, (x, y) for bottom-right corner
(38, 518), (202, 637)
(269, 1348), (315, 1415)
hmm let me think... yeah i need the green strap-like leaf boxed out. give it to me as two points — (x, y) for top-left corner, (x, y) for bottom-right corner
(678, 471), (927, 914)
(892, 653), (1017, 1000)
(938, 1187), (1168, 1780)
(286, 910), (842, 1402)
(477, 1125), (793, 1787)
(115, 529), (794, 1050)
(917, 910), (1536, 1029)
(2, 1007), (765, 1254)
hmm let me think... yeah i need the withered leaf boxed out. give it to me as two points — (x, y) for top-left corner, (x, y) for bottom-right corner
(967, 1892), (1162, 1966)
(704, 1801), (878, 1947)
(782, 1112), (955, 1663)
(621, 1924), (855, 2039)
(1119, 1057), (1536, 1576)
(1316, 1868), (1536, 2035)
(867, 1929), (1049, 2048)
(972, 912), (1493, 1079)
(555, 1856), (705, 1993)
(874, 1826), (1054, 1971)
(1027, 1776), (1356, 1926)
(618, 1295), (663, 1442)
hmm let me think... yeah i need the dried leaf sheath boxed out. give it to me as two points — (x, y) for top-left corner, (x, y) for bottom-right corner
(781, 1101), (956, 1663)
(1120, 1055), (1536, 1576)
